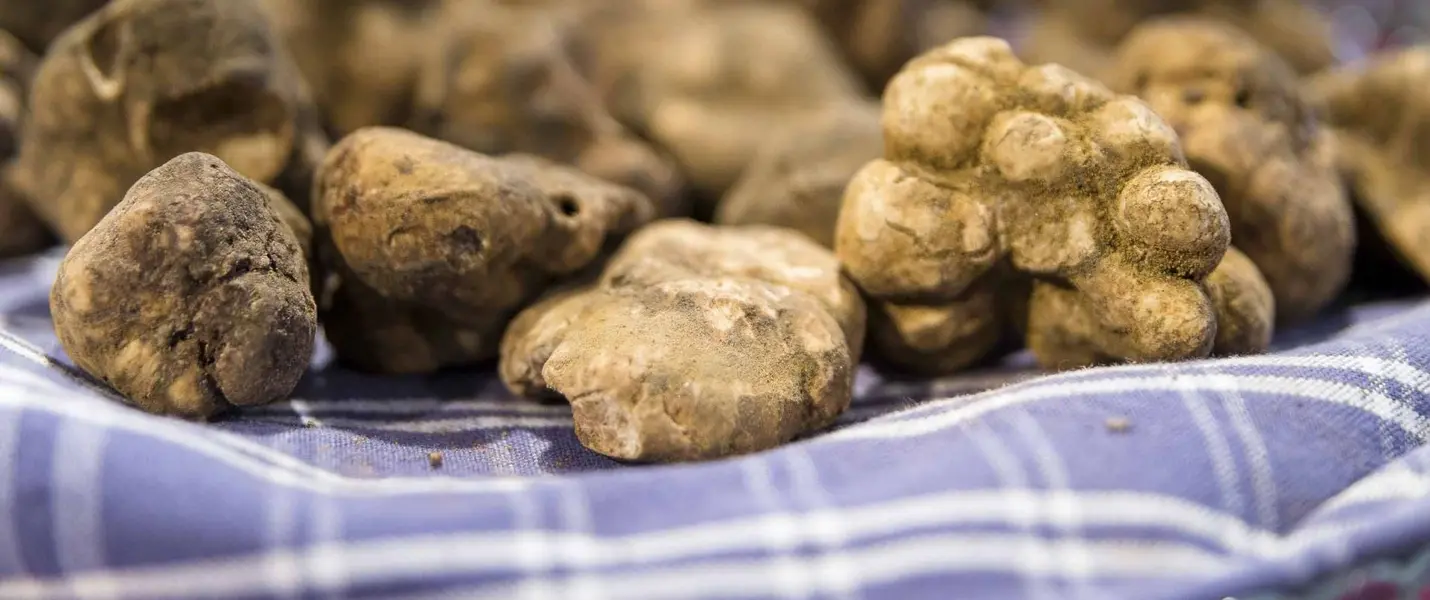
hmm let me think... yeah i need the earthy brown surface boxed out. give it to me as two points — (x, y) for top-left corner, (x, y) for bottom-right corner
(1111, 18), (1354, 324)
(1023, 0), (1335, 82)
(715, 102), (882, 247)
(0, 0), (109, 53)
(836, 37), (1238, 373)
(562, 1), (867, 203)
(259, 0), (437, 135)
(501, 220), (865, 462)
(313, 127), (655, 373)
(802, 0), (991, 91)
(50, 153), (316, 419)
(409, 1), (687, 217)
(1206, 247), (1274, 356)
(12, 0), (324, 243)
(1308, 47), (1430, 285)
(0, 29), (48, 258)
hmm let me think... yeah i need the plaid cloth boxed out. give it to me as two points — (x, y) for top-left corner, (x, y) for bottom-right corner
(7, 250), (1430, 600)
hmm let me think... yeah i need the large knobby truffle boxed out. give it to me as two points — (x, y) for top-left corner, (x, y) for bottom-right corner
(1307, 47), (1430, 284)
(1111, 19), (1353, 324)
(409, 1), (687, 217)
(314, 127), (655, 373)
(837, 37), (1243, 373)
(501, 220), (866, 462)
(13, 0), (324, 243)
(51, 153), (316, 419)
(565, 0), (867, 204)
(716, 102), (882, 247)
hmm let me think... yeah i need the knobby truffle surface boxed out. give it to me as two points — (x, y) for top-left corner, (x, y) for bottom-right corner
(1307, 47), (1430, 284)
(50, 153), (316, 419)
(13, 0), (322, 243)
(501, 220), (865, 462)
(716, 102), (882, 248)
(313, 127), (655, 373)
(836, 36), (1236, 373)
(1111, 18), (1353, 323)
(1205, 247), (1274, 357)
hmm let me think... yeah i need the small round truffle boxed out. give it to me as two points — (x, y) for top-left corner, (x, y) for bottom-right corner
(1111, 18), (1353, 324)
(50, 153), (316, 419)
(836, 36), (1239, 373)
(501, 220), (865, 462)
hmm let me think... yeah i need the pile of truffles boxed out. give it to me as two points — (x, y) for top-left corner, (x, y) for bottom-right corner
(5, 0), (1423, 462)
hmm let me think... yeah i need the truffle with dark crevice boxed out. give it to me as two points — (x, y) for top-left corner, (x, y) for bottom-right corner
(13, 0), (329, 243)
(50, 153), (316, 419)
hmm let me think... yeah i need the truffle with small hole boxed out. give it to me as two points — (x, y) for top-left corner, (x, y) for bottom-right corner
(313, 127), (655, 373)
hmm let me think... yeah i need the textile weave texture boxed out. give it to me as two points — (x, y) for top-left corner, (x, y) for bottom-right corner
(6, 246), (1430, 600)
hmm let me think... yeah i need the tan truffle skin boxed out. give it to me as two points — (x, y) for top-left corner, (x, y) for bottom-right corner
(716, 102), (883, 248)
(566, 1), (866, 201)
(314, 127), (655, 373)
(1206, 247), (1274, 357)
(1023, 0), (1335, 82)
(0, 30), (50, 258)
(0, 0), (109, 53)
(1307, 48), (1430, 285)
(50, 153), (316, 419)
(802, 0), (991, 91)
(409, 1), (687, 218)
(836, 37), (1233, 373)
(1111, 19), (1353, 324)
(11, 0), (323, 243)
(501, 220), (864, 462)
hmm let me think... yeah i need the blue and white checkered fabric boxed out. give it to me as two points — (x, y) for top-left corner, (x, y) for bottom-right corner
(6, 247), (1430, 599)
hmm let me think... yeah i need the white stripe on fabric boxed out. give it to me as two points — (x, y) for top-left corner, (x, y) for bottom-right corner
(0, 408), (27, 576)
(243, 399), (571, 417)
(1211, 374), (1280, 530)
(866, 354), (1430, 425)
(0, 488), (1306, 599)
(1007, 411), (1086, 599)
(0, 373), (530, 495)
(833, 375), (1430, 444)
(1173, 372), (1246, 523)
(263, 484), (303, 600)
(446, 535), (1226, 600)
(236, 415), (574, 433)
(964, 417), (1047, 600)
(1316, 465), (1430, 514)
(739, 458), (808, 600)
(50, 417), (111, 592)
(784, 450), (860, 600)
(5, 532), (1229, 600)
(555, 480), (603, 600)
